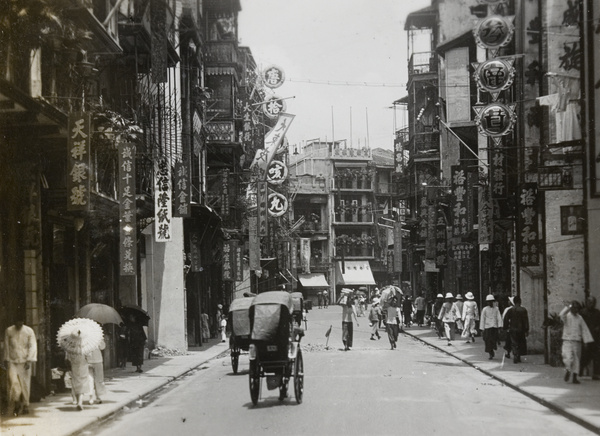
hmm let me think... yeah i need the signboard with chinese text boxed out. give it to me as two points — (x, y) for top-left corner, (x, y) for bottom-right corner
(425, 204), (437, 259)
(67, 112), (91, 211)
(262, 95), (286, 119)
(473, 15), (515, 51)
(155, 156), (172, 242)
(300, 238), (310, 274)
(119, 142), (137, 276)
(267, 192), (288, 217)
(435, 210), (448, 268)
(393, 222), (402, 272)
(451, 242), (474, 261)
(173, 160), (191, 217)
(221, 169), (229, 217)
(249, 216), (260, 271)
(478, 186), (493, 244)
(473, 103), (517, 137)
(473, 58), (515, 101)
(257, 182), (268, 236)
(250, 113), (295, 177)
(190, 229), (202, 272)
(517, 183), (539, 266)
(262, 65), (285, 89)
(222, 240), (234, 281)
(266, 160), (287, 185)
(234, 240), (243, 281)
(451, 166), (468, 237)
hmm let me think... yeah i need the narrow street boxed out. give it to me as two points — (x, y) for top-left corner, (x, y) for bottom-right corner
(85, 307), (596, 436)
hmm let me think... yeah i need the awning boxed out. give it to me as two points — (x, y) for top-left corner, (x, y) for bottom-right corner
(335, 261), (376, 286)
(298, 273), (329, 288)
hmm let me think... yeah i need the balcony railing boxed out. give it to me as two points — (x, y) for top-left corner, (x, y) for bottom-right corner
(409, 51), (437, 75)
(334, 212), (374, 224)
(205, 41), (238, 64)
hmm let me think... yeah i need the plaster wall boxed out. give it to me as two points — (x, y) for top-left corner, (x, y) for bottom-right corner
(545, 190), (585, 317)
(437, 0), (480, 46)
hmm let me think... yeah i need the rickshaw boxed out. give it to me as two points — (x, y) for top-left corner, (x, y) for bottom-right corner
(248, 291), (304, 405)
(228, 296), (254, 374)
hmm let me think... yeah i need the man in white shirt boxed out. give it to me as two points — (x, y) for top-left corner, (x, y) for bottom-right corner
(4, 319), (37, 415)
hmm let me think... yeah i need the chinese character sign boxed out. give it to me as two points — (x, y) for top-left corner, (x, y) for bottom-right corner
(173, 160), (191, 218)
(518, 183), (539, 266)
(155, 156), (172, 242)
(262, 95), (286, 119)
(393, 222), (402, 272)
(222, 240), (233, 282)
(190, 230), (202, 272)
(451, 166), (469, 237)
(119, 142), (137, 276)
(266, 160), (288, 185)
(478, 186), (493, 244)
(67, 112), (91, 211)
(473, 58), (515, 100)
(262, 65), (285, 89)
(473, 103), (517, 137)
(435, 210), (448, 268)
(473, 15), (515, 50)
(267, 192), (288, 217)
(300, 238), (311, 274)
(221, 169), (230, 217)
(257, 182), (269, 236)
(234, 240), (243, 281)
(250, 113), (295, 178)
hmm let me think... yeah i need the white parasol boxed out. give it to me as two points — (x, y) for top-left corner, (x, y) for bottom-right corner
(57, 318), (104, 355)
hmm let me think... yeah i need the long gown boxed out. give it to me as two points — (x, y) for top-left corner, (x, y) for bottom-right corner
(66, 352), (91, 395)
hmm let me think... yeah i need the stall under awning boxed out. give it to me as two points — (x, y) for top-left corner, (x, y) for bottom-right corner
(335, 261), (376, 286)
(298, 273), (329, 288)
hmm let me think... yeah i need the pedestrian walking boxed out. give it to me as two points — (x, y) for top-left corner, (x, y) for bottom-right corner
(369, 299), (382, 340)
(220, 314), (228, 342)
(215, 304), (223, 338)
(201, 312), (210, 342)
(323, 290), (329, 308)
(386, 297), (401, 350)
(502, 297), (515, 358)
(480, 294), (503, 359)
(127, 314), (147, 373)
(342, 296), (359, 351)
(86, 338), (106, 404)
(318, 292), (323, 309)
(581, 296), (600, 379)
(433, 294), (444, 338)
(560, 300), (594, 384)
(438, 293), (461, 346)
(503, 295), (529, 363)
(454, 294), (464, 334)
(116, 322), (128, 368)
(402, 296), (414, 328)
(461, 292), (479, 343)
(3, 319), (37, 416)
(414, 294), (426, 326)
(65, 348), (92, 411)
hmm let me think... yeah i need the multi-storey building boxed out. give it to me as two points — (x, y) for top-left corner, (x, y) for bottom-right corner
(289, 140), (395, 305)
(0, 0), (258, 395)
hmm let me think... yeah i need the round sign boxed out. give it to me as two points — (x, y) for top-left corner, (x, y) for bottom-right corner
(473, 15), (514, 49)
(262, 95), (286, 119)
(474, 103), (517, 137)
(474, 59), (515, 94)
(262, 65), (285, 89)
(267, 192), (288, 217)
(266, 160), (288, 185)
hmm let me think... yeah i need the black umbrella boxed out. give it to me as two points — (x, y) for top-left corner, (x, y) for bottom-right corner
(119, 304), (150, 326)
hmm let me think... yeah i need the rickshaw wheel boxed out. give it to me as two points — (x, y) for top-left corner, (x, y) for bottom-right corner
(294, 350), (304, 404)
(231, 347), (240, 374)
(249, 360), (260, 405)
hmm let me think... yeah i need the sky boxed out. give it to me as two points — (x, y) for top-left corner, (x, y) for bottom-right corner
(238, 0), (432, 151)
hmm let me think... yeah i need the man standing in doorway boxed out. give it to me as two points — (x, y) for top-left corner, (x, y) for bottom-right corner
(4, 319), (37, 416)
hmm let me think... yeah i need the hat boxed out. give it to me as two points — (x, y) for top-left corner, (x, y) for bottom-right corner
(217, 304), (223, 309)
(444, 292), (454, 299)
(455, 294), (463, 300)
(436, 293), (444, 298)
(372, 298), (380, 306)
(485, 294), (495, 302)
(508, 296), (515, 306)
(465, 292), (475, 300)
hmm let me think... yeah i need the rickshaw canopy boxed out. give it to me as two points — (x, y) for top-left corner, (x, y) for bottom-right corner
(230, 297), (254, 337)
(291, 292), (304, 312)
(251, 291), (293, 341)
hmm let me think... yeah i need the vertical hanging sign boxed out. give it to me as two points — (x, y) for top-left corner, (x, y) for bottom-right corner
(119, 142), (137, 276)
(257, 182), (269, 236)
(173, 160), (191, 217)
(517, 183), (539, 266)
(435, 210), (448, 268)
(67, 112), (91, 211)
(222, 240), (234, 281)
(190, 229), (202, 272)
(234, 240), (243, 281)
(478, 187), (493, 244)
(150, 0), (167, 83)
(300, 238), (311, 274)
(393, 222), (402, 272)
(155, 156), (172, 242)
(451, 166), (468, 237)
(248, 216), (260, 271)
(221, 169), (230, 217)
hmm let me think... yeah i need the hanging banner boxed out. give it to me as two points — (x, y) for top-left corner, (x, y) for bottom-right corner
(257, 182), (269, 236)
(393, 222), (402, 272)
(249, 216), (260, 271)
(473, 103), (517, 137)
(150, 0), (167, 83)
(489, 137), (508, 198)
(155, 155), (172, 242)
(299, 238), (311, 274)
(67, 112), (91, 211)
(517, 183), (539, 266)
(435, 210), (448, 268)
(119, 142), (137, 276)
(221, 169), (230, 217)
(473, 58), (516, 100)
(190, 229), (202, 272)
(478, 186), (493, 244)
(266, 160), (288, 185)
(234, 240), (243, 281)
(267, 192), (288, 217)
(450, 242), (474, 261)
(173, 160), (191, 217)
(222, 240), (234, 282)
(473, 15), (515, 51)
(425, 204), (437, 259)
(262, 65), (285, 89)
(250, 113), (295, 177)
(451, 166), (468, 237)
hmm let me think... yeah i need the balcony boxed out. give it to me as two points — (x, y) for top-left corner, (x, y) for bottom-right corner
(334, 211), (374, 224)
(409, 51), (437, 76)
(331, 147), (371, 159)
(205, 41), (239, 65)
